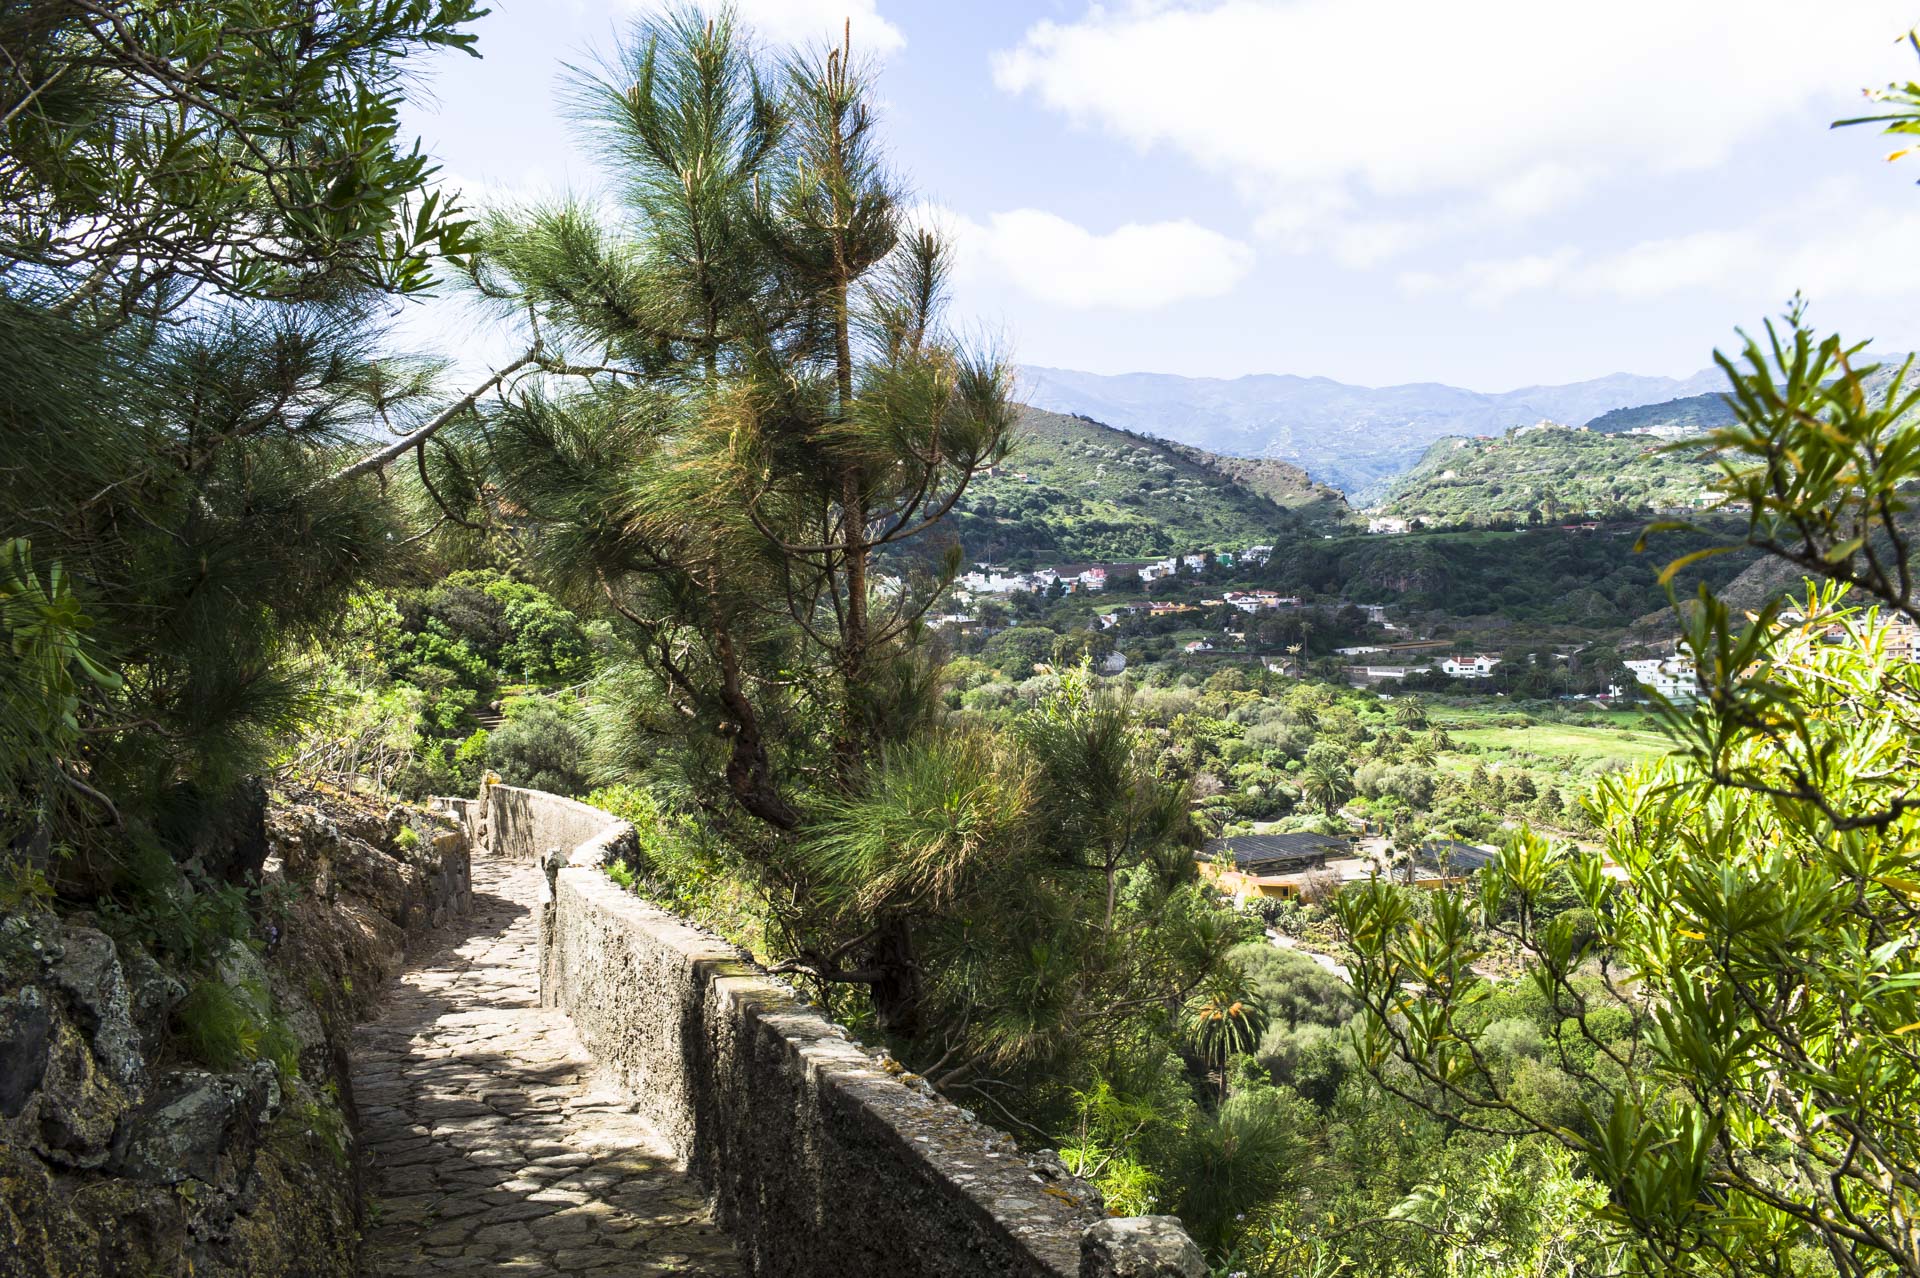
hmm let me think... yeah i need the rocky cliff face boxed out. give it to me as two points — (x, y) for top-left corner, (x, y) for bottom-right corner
(0, 788), (470, 1278)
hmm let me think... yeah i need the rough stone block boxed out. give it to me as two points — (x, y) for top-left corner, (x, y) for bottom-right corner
(1079, 1218), (1208, 1278)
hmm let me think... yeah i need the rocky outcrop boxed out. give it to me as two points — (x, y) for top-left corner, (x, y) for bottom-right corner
(0, 788), (470, 1278)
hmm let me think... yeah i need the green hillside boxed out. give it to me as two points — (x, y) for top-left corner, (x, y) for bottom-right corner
(1160, 441), (1349, 514)
(1380, 423), (1720, 526)
(1585, 391), (1735, 434)
(942, 407), (1347, 561)
(1271, 526), (1759, 625)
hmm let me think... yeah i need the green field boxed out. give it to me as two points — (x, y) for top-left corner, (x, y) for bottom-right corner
(1426, 702), (1675, 777)
(1448, 722), (1672, 767)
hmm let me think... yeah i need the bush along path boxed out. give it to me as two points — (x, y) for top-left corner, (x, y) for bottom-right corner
(351, 853), (741, 1276)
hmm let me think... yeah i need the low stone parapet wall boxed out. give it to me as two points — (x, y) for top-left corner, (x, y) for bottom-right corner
(477, 782), (1203, 1278)
(484, 784), (612, 864)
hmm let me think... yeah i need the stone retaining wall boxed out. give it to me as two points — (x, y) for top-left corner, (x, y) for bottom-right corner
(480, 783), (1203, 1278)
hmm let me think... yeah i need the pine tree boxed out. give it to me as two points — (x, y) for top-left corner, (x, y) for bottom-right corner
(452, 7), (1013, 1028)
(1, 3), (486, 883)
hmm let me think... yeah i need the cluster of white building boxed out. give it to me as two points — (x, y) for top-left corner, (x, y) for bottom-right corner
(957, 544), (1282, 597)
(1219, 589), (1303, 613)
(956, 565), (1110, 595)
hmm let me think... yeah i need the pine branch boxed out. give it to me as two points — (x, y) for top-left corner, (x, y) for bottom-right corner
(326, 345), (542, 483)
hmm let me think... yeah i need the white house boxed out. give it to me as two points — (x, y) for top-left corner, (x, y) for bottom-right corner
(1182, 553), (1209, 571)
(1367, 517), (1411, 535)
(1138, 557), (1179, 583)
(1077, 567), (1108, 591)
(1242, 545), (1274, 565)
(958, 570), (1033, 594)
(1184, 640), (1215, 653)
(1346, 665), (1413, 684)
(1441, 654), (1502, 679)
(1337, 645), (1389, 657)
(1623, 657), (1698, 702)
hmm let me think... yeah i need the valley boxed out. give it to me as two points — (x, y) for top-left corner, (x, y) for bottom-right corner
(14, 7), (1919, 1278)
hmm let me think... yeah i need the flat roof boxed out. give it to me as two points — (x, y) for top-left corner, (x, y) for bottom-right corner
(1412, 839), (1497, 871)
(1201, 832), (1352, 873)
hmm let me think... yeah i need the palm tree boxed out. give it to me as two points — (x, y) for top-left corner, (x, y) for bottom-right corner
(1391, 694), (1429, 729)
(1299, 759), (1352, 818)
(1184, 976), (1267, 1099)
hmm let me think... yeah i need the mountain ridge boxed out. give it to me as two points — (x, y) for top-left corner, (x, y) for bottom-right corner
(1018, 363), (1726, 501)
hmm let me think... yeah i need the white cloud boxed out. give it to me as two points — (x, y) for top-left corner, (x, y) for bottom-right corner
(1584, 230), (1765, 300)
(935, 207), (1254, 309)
(994, 1), (1911, 244)
(1392, 184), (1920, 307)
(628, 0), (905, 56)
(1400, 249), (1577, 306)
(1325, 219), (1431, 269)
(1482, 163), (1595, 223)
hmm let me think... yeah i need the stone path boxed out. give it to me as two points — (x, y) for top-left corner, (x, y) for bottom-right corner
(352, 855), (741, 1276)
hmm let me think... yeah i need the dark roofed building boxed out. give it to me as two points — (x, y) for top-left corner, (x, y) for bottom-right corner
(1201, 832), (1353, 874)
(1412, 839), (1497, 873)
(1197, 832), (1365, 903)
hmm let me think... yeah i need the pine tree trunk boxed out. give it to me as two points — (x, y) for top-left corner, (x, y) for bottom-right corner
(833, 275), (867, 775)
(866, 915), (920, 1036)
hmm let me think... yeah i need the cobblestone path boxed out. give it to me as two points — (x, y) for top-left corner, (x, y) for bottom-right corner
(352, 855), (741, 1276)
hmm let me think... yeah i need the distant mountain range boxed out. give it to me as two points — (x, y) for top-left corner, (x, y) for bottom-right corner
(1017, 364), (1729, 502)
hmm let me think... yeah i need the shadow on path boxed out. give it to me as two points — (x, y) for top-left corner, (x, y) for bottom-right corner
(351, 857), (740, 1277)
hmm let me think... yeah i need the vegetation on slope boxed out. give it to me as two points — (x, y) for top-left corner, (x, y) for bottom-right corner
(1271, 525), (1756, 624)
(1379, 423), (1721, 526)
(1584, 390), (1737, 434)
(1159, 441), (1348, 514)
(1, 0), (484, 929)
(13, 6), (1920, 1277)
(1346, 316), (1920, 1275)
(942, 407), (1343, 562)
(1019, 364), (1723, 502)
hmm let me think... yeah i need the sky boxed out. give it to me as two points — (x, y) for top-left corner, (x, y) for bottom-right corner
(394, 0), (1920, 392)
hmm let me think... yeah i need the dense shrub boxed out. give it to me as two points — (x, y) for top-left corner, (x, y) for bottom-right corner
(488, 698), (592, 796)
